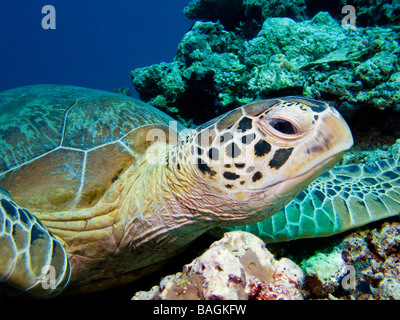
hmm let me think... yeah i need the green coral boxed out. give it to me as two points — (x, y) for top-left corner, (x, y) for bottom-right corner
(185, 0), (400, 27)
(355, 51), (399, 88)
(248, 54), (302, 95)
(183, 0), (246, 30)
(356, 73), (400, 110)
(131, 10), (400, 125)
(252, 13), (347, 66)
(131, 62), (185, 104)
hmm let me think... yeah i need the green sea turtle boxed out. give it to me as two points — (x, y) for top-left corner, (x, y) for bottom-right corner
(0, 84), (356, 297)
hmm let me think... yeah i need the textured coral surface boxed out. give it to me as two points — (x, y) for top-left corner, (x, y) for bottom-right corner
(132, 231), (304, 300)
(131, 5), (400, 130)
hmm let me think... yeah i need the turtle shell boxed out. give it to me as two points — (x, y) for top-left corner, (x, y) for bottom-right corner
(0, 85), (184, 213)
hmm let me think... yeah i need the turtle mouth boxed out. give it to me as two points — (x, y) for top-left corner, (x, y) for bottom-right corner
(273, 151), (345, 198)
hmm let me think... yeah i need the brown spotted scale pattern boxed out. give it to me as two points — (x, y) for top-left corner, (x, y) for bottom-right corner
(168, 98), (330, 201)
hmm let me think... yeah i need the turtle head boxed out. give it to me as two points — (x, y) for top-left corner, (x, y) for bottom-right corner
(189, 97), (353, 224)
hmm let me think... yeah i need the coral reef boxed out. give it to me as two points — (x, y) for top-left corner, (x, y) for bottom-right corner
(132, 231), (304, 300)
(340, 220), (400, 300)
(131, 218), (400, 300)
(183, 0), (400, 27)
(268, 216), (400, 300)
(131, 11), (400, 127)
(301, 247), (347, 297)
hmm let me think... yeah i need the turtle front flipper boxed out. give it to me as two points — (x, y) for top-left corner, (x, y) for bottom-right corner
(0, 189), (70, 297)
(234, 146), (400, 242)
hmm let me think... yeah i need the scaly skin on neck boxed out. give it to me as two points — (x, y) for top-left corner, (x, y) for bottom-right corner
(164, 140), (275, 226)
(115, 142), (214, 271)
(114, 136), (281, 276)
(36, 141), (212, 287)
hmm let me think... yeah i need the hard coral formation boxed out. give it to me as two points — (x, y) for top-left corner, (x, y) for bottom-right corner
(184, 0), (246, 30)
(131, 10), (400, 126)
(132, 231), (304, 300)
(301, 247), (347, 297)
(297, 218), (400, 300)
(355, 51), (398, 88)
(346, 0), (400, 26)
(183, 0), (400, 27)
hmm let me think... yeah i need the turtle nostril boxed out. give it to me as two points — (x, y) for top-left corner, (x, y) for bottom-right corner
(269, 119), (297, 135)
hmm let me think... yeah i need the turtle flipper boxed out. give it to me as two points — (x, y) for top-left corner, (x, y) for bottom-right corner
(0, 191), (70, 297)
(234, 143), (400, 242)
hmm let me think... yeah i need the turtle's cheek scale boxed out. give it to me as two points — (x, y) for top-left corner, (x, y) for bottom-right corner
(0, 194), (70, 297)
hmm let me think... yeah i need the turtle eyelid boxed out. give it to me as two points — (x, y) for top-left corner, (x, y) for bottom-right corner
(268, 118), (297, 135)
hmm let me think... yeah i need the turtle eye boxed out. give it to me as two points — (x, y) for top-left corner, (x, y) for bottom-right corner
(268, 119), (297, 135)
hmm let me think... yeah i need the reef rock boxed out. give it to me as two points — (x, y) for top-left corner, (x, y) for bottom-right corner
(301, 247), (347, 297)
(342, 220), (400, 300)
(183, 0), (400, 27)
(131, 11), (400, 127)
(132, 231), (304, 300)
(184, 0), (247, 31)
(297, 217), (400, 300)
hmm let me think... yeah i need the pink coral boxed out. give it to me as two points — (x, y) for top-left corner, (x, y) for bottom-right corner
(248, 258), (303, 300)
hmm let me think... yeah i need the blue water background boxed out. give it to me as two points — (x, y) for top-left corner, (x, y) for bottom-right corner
(0, 0), (192, 96)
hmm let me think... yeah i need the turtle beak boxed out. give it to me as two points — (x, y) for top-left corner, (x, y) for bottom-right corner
(282, 105), (353, 181)
(306, 105), (353, 169)
(309, 105), (354, 159)
(328, 106), (354, 152)
(274, 108), (353, 198)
